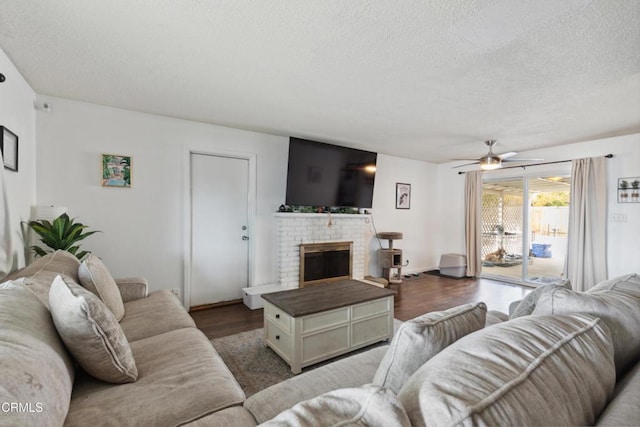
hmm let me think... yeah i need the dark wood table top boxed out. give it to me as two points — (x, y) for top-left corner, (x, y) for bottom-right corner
(262, 280), (396, 317)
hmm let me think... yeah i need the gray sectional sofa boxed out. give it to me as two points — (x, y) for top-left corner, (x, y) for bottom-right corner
(1, 250), (639, 426)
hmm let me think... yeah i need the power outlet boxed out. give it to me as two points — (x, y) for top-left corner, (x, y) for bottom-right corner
(170, 288), (181, 299)
(610, 213), (628, 223)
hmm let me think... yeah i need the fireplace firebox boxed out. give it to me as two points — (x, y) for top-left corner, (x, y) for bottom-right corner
(299, 241), (353, 287)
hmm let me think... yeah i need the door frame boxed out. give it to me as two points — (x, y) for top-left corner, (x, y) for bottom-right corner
(182, 144), (257, 310)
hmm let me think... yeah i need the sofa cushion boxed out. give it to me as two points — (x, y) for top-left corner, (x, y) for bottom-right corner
(587, 273), (640, 294)
(3, 249), (80, 282)
(65, 328), (245, 427)
(262, 385), (410, 427)
(120, 289), (196, 342)
(398, 314), (615, 427)
(532, 282), (640, 375)
(596, 362), (640, 426)
(0, 284), (75, 427)
(4, 250), (81, 308)
(49, 275), (138, 384)
(78, 254), (125, 321)
(510, 279), (571, 318)
(372, 302), (486, 394)
(183, 406), (257, 427)
(245, 345), (388, 424)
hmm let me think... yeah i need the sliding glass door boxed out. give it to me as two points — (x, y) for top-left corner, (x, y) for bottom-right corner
(480, 165), (570, 285)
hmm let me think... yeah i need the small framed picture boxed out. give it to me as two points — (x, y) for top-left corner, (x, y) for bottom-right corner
(618, 177), (640, 203)
(396, 183), (411, 209)
(1, 126), (19, 171)
(102, 154), (132, 187)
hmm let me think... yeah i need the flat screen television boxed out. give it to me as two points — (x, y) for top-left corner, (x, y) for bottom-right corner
(285, 137), (377, 208)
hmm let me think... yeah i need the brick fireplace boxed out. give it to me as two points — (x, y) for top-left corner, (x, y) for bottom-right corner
(275, 213), (371, 289)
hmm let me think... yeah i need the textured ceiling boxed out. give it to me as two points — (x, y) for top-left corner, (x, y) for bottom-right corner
(1, 0), (639, 163)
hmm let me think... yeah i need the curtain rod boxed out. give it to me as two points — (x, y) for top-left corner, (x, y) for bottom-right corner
(457, 154), (613, 175)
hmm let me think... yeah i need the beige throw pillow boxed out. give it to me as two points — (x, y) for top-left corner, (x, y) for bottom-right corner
(372, 302), (487, 394)
(49, 275), (138, 384)
(78, 254), (125, 321)
(262, 385), (411, 427)
(398, 314), (615, 427)
(532, 284), (640, 375)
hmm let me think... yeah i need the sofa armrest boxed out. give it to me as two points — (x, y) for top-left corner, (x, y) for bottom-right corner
(486, 310), (509, 327)
(115, 277), (149, 302)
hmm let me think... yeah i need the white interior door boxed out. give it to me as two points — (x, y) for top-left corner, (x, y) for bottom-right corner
(190, 153), (249, 307)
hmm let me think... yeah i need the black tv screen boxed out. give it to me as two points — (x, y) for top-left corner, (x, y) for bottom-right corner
(285, 138), (377, 208)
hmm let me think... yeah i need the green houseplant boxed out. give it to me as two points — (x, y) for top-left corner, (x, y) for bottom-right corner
(26, 213), (100, 259)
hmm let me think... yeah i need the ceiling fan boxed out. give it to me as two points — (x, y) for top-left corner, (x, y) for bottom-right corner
(453, 140), (543, 170)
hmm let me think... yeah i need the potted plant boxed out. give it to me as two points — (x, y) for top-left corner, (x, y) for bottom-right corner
(26, 213), (100, 259)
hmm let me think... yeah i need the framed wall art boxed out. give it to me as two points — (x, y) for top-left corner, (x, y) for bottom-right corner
(0, 126), (19, 171)
(396, 182), (411, 209)
(618, 177), (640, 203)
(102, 154), (132, 187)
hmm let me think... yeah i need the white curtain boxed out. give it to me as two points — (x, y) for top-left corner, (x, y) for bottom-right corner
(566, 157), (607, 291)
(0, 152), (13, 278)
(465, 171), (482, 277)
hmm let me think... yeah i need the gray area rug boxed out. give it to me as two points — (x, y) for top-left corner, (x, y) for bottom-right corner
(211, 320), (401, 397)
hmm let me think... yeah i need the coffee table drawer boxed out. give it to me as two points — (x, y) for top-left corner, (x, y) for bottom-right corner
(265, 303), (292, 333)
(302, 307), (349, 333)
(352, 314), (392, 347)
(266, 322), (292, 362)
(352, 297), (391, 320)
(302, 325), (350, 364)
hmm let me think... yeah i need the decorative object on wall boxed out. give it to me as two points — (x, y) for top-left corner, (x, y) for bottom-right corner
(0, 126), (19, 171)
(102, 154), (132, 187)
(396, 183), (411, 209)
(618, 177), (640, 203)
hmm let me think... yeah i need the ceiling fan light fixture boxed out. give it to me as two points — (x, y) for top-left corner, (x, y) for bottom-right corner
(480, 155), (502, 170)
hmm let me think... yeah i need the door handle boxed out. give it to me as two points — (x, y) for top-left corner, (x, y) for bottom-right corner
(242, 236), (249, 241)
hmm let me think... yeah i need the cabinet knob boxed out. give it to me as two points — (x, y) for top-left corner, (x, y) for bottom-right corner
(276, 314), (280, 319)
(275, 335), (280, 340)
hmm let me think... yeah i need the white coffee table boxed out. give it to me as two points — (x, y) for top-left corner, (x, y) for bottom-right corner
(262, 280), (396, 374)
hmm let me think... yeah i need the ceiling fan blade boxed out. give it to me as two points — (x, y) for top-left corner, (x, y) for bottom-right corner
(499, 152), (518, 159)
(501, 158), (544, 163)
(452, 161), (480, 169)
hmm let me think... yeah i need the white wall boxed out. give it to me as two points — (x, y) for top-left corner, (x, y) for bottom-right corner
(436, 133), (640, 279)
(369, 154), (440, 276)
(34, 97), (440, 292)
(0, 47), (37, 272)
(36, 96), (289, 293)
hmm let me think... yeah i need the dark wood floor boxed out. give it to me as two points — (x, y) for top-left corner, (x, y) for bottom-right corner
(190, 274), (531, 340)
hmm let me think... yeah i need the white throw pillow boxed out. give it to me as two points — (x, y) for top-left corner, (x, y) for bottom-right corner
(0, 277), (25, 289)
(372, 302), (486, 394)
(78, 254), (125, 321)
(49, 275), (138, 383)
(262, 385), (410, 427)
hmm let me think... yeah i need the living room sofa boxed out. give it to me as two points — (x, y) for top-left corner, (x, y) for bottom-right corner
(1, 250), (639, 426)
(0, 250), (245, 426)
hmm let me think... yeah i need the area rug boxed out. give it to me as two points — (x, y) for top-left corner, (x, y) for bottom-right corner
(211, 320), (402, 397)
